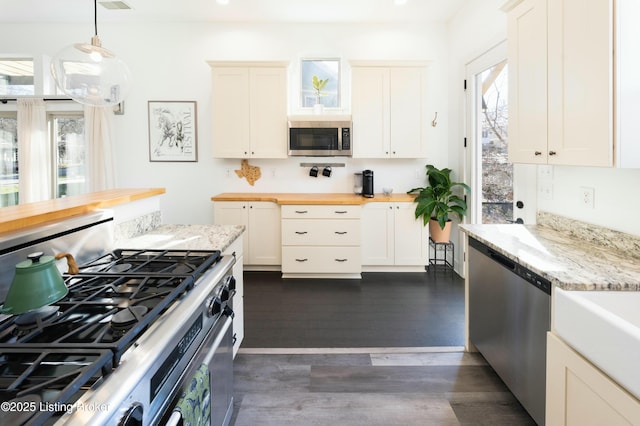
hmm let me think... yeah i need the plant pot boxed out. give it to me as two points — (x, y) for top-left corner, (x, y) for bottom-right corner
(313, 103), (324, 114)
(429, 219), (452, 243)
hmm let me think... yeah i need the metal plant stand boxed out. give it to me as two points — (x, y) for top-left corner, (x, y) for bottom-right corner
(428, 238), (454, 272)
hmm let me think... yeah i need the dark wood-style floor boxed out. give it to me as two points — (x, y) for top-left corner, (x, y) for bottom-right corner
(232, 270), (536, 425)
(242, 270), (465, 348)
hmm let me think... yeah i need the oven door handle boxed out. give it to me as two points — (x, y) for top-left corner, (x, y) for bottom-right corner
(164, 315), (233, 426)
(203, 315), (233, 366)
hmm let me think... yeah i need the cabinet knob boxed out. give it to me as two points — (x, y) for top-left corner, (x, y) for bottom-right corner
(549, 151), (557, 156)
(534, 151), (542, 156)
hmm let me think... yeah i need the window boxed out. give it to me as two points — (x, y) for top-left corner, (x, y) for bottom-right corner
(300, 59), (340, 108)
(0, 59), (35, 96)
(0, 111), (86, 207)
(52, 114), (86, 198)
(0, 114), (18, 207)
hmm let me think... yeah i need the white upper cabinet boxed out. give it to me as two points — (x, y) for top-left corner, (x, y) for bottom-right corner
(506, 0), (548, 164)
(210, 62), (288, 159)
(506, 0), (640, 167)
(351, 63), (428, 159)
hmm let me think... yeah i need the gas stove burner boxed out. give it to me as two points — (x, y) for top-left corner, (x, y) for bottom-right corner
(109, 263), (132, 273)
(111, 306), (149, 331)
(1, 394), (41, 424)
(14, 305), (60, 327)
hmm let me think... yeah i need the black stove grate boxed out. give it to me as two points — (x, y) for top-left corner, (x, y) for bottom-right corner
(78, 249), (222, 278)
(0, 348), (113, 425)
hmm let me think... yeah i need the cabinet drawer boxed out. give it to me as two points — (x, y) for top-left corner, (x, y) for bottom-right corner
(282, 219), (360, 246)
(281, 205), (361, 219)
(282, 246), (361, 273)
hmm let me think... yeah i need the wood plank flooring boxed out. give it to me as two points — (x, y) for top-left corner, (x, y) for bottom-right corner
(233, 271), (536, 425)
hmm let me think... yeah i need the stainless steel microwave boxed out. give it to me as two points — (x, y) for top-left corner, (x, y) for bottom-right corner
(288, 116), (352, 157)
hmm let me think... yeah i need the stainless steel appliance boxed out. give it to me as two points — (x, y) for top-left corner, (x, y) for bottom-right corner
(468, 237), (550, 426)
(288, 115), (352, 157)
(0, 215), (236, 426)
(362, 170), (374, 198)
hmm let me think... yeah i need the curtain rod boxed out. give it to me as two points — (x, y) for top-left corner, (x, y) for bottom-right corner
(1, 98), (74, 104)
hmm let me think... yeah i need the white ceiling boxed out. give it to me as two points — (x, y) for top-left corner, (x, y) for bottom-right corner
(0, 0), (469, 24)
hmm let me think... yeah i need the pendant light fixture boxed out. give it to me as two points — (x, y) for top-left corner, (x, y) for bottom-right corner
(50, 0), (132, 106)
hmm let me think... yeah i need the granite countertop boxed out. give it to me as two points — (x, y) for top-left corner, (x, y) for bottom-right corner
(211, 192), (416, 205)
(461, 213), (640, 291)
(114, 224), (245, 253)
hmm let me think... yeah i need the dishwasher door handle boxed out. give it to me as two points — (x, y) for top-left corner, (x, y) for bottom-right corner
(488, 249), (516, 271)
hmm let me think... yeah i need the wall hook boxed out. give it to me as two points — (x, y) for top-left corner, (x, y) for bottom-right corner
(431, 112), (438, 127)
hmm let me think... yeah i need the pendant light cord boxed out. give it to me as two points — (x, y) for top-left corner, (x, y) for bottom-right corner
(94, 0), (98, 36)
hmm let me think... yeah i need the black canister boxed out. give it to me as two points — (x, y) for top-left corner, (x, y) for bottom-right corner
(362, 170), (374, 198)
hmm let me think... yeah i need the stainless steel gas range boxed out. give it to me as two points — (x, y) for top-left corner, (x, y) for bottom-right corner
(0, 212), (237, 426)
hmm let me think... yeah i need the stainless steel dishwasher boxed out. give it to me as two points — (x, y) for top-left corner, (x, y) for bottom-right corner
(468, 237), (551, 426)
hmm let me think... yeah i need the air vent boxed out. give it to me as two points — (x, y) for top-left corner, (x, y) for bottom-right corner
(98, 1), (131, 10)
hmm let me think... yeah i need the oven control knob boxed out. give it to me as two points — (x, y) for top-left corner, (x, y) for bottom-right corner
(119, 403), (143, 426)
(226, 275), (236, 291)
(207, 297), (222, 317)
(223, 305), (235, 319)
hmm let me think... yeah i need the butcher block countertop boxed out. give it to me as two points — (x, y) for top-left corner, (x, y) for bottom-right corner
(211, 192), (416, 205)
(0, 188), (165, 235)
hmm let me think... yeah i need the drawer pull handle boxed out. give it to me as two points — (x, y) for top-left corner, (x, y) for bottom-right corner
(295, 231), (308, 235)
(335, 231), (347, 235)
(295, 258), (308, 262)
(335, 258), (348, 262)
(295, 210), (308, 214)
(334, 210), (348, 214)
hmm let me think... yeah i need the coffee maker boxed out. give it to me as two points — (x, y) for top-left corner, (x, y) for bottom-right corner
(362, 170), (374, 198)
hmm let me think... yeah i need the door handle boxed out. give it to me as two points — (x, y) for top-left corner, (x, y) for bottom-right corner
(334, 258), (348, 262)
(295, 258), (308, 262)
(334, 231), (347, 235)
(295, 231), (308, 235)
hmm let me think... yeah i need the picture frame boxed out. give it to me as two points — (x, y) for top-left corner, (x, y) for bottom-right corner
(148, 101), (198, 162)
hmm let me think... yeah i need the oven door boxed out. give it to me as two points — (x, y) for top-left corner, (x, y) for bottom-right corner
(161, 314), (234, 426)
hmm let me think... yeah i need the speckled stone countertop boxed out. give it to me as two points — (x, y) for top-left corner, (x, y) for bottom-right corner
(461, 212), (640, 291)
(114, 224), (245, 253)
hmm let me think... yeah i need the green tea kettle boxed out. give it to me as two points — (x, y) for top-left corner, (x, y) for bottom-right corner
(0, 252), (75, 315)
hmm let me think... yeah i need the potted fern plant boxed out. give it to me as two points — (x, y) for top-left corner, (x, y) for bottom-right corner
(407, 164), (470, 242)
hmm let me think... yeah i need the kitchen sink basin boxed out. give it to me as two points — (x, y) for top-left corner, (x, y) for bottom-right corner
(554, 287), (640, 399)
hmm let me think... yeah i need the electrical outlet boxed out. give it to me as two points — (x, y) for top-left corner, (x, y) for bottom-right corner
(226, 169), (231, 178)
(538, 165), (553, 180)
(539, 183), (553, 200)
(580, 187), (595, 208)
(415, 169), (421, 179)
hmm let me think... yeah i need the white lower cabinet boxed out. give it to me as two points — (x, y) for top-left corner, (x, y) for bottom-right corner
(546, 332), (640, 425)
(213, 201), (281, 266)
(221, 237), (244, 358)
(281, 205), (361, 276)
(361, 202), (428, 268)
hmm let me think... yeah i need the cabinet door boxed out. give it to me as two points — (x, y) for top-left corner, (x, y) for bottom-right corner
(507, 0), (549, 164)
(247, 202), (281, 265)
(361, 203), (394, 265)
(547, 0), (613, 166)
(546, 333), (640, 426)
(213, 202), (250, 262)
(389, 67), (427, 158)
(394, 203), (428, 265)
(212, 68), (250, 158)
(352, 67), (390, 158)
(249, 68), (288, 159)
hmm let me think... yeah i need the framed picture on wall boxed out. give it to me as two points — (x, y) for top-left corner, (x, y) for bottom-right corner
(148, 100), (198, 162)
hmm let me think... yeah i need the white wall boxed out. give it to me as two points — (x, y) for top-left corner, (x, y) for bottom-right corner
(0, 21), (450, 224)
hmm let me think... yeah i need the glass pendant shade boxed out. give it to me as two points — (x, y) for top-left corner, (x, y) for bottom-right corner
(51, 35), (132, 106)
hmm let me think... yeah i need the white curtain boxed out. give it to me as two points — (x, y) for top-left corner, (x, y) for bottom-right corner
(17, 98), (51, 203)
(84, 105), (116, 192)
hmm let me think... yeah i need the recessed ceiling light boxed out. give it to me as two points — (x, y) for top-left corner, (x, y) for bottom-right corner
(216, 0), (230, 5)
(394, 0), (408, 5)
